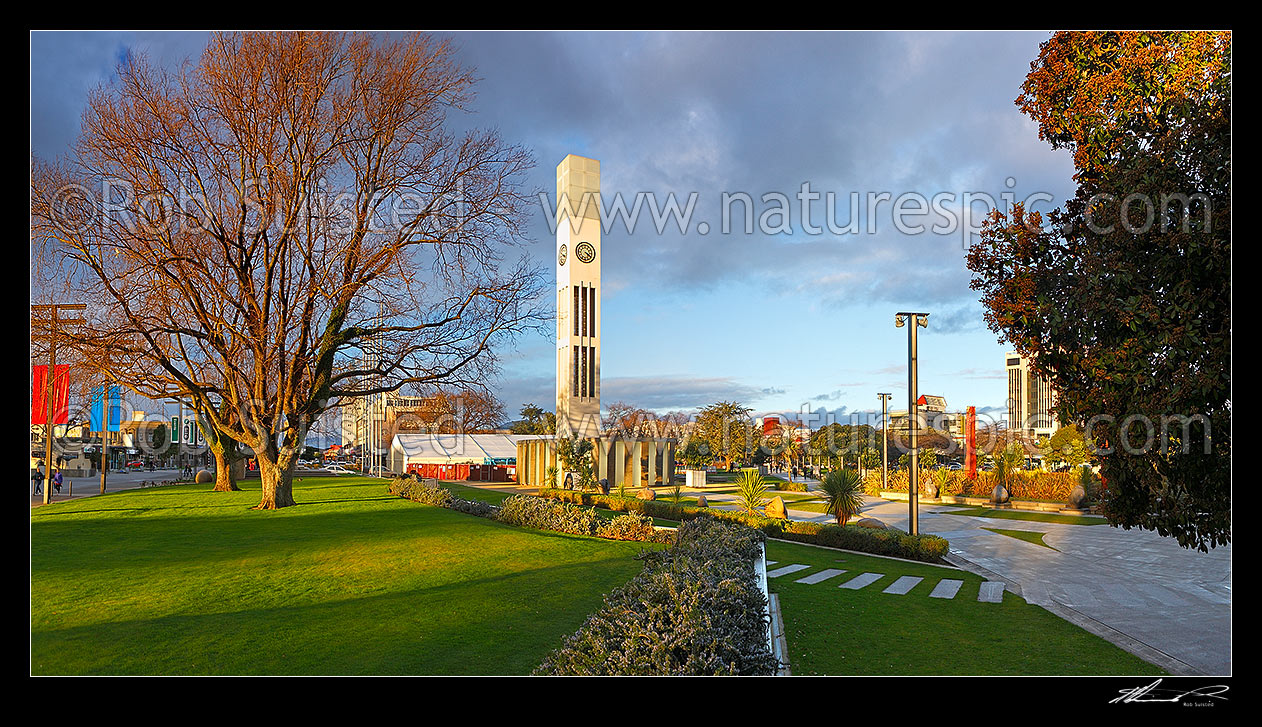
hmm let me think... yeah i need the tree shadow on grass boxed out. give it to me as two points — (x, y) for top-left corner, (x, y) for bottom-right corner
(32, 548), (649, 675)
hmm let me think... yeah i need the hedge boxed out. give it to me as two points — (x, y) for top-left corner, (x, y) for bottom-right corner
(534, 515), (778, 675)
(864, 469), (1079, 502)
(772, 478), (808, 492)
(536, 487), (949, 564)
(387, 476), (496, 517)
(777, 521), (949, 562)
(388, 477), (670, 544)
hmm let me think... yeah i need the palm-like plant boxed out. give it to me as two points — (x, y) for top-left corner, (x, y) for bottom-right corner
(999, 443), (1024, 485)
(820, 468), (864, 526)
(735, 469), (769, 515)
(991, 443), (1024, 500)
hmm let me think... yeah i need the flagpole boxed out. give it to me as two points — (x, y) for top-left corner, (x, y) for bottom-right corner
(42, 307), (58, 505)
(100, 386), (110, 494)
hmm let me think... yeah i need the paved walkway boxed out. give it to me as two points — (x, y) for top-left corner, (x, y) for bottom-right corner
(29, 469), (189, 508)
(648, 486), (1230, 674)
(859, 496), (1231, 675)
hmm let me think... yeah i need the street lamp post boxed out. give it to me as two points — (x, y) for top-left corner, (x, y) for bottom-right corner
(895, 312), (929, 536)
(877, 393), (892, 494)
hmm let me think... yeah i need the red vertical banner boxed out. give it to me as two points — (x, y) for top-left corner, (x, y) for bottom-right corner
(964, 405), (977, 479)
(32, 365), (71, 425)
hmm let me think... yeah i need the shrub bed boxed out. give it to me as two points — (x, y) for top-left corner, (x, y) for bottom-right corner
(778, 521), (950, 562)
(534, 515), (778, 675)
(495, 493), (602, 536)
(596, 512), (662, 542)
(389, 477), (668, 544)
(863, 469), (1078, 502)
(536, 488), (948, 564)
(773, 478), (808, 492)
(387, 476), (497, 515)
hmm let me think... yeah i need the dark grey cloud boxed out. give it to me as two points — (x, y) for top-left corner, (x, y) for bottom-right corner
(440, 31), (1075, 314)
(31, 31), (1044, 422)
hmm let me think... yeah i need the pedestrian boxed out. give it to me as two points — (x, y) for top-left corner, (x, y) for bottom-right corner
(53, 468), (63, 494)
(32, 468), (43, 495)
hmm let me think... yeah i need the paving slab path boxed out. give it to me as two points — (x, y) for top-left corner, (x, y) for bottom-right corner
(860, 496), (1231, 675)
(766, 564), (811, 579)
(794, 568), (846, 585)
(882, 575), (923, 595)
(929, 579), (964, 600)
(839, 572), (884, 590)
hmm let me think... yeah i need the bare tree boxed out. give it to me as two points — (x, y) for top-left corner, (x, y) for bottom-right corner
(31, 32), (546, 508)
(389, 387), (507, 434)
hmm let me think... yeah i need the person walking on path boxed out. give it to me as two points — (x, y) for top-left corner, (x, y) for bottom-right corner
(52, 468), (63, 495)
(32, 467), (43, 495)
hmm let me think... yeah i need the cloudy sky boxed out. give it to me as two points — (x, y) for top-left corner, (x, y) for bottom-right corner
(30, 30), (1077, 430)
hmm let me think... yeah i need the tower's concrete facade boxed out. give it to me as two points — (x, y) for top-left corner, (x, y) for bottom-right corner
(556, 155), (602, 439)
(515, 154), (676, 491)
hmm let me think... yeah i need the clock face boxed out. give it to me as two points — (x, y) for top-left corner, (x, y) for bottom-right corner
(575, 241), (596, 264)
(558, 244), (567, 266)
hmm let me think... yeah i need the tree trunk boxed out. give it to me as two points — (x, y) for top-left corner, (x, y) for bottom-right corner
(211, 446), (241, 492)
(256, 457), (297, 509)
(201, 411), (243, 492)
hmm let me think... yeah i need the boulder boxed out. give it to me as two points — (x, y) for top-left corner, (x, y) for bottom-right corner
(765, 496), (787, 519)
(696, 494), (708, 508)
(1069, 483), (1087, 509)
(925, 480), (939, 499)
(854, 517), (888, 530)
(195, 469), (213, 484)
(991, 483), (1010, 504)
(636, 488), (656, 501)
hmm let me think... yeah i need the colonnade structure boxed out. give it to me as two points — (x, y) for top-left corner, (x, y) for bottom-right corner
(516, 154), (676, 490)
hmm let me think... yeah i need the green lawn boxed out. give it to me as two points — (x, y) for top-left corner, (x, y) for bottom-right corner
(982, 527), (1058, 550)
(766, 540), (1162, 675)
(438, 480), (516, 506)
(931, 505), (1108, 526)
(31, 476), (659, 675)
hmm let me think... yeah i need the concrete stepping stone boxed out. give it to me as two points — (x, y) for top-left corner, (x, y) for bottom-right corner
(766, 564), (810, 579)
(839, 572), (884, 590)
(794, 568), (846, 585)
(882, 576), (923, 595)
(766, 561), (777, 566)
(978, 581), (1005, 603)
(929, 579), (964, 599)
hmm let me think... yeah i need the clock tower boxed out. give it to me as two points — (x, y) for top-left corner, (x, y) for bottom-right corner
(556, 154), (601, 439)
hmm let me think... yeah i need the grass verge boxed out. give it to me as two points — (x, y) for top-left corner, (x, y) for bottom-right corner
(982, 527), (1058, 550)
(766, 539), (1163, 675)
(933, 506), (1107, 526)
(31, 476), (659, 675)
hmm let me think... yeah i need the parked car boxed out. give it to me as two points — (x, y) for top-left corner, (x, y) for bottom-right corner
(946, 462), (962, 471)
(322, 464), (353, 475)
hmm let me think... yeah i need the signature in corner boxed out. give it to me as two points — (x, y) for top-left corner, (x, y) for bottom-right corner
(1110, 679), (1229, 704)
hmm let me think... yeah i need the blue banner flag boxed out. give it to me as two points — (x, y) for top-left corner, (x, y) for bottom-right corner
(90, 385), (122, 432)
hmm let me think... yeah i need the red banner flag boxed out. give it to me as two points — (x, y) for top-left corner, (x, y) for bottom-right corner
(31, 365), (70, 425)
(964, 405), (977, 479)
